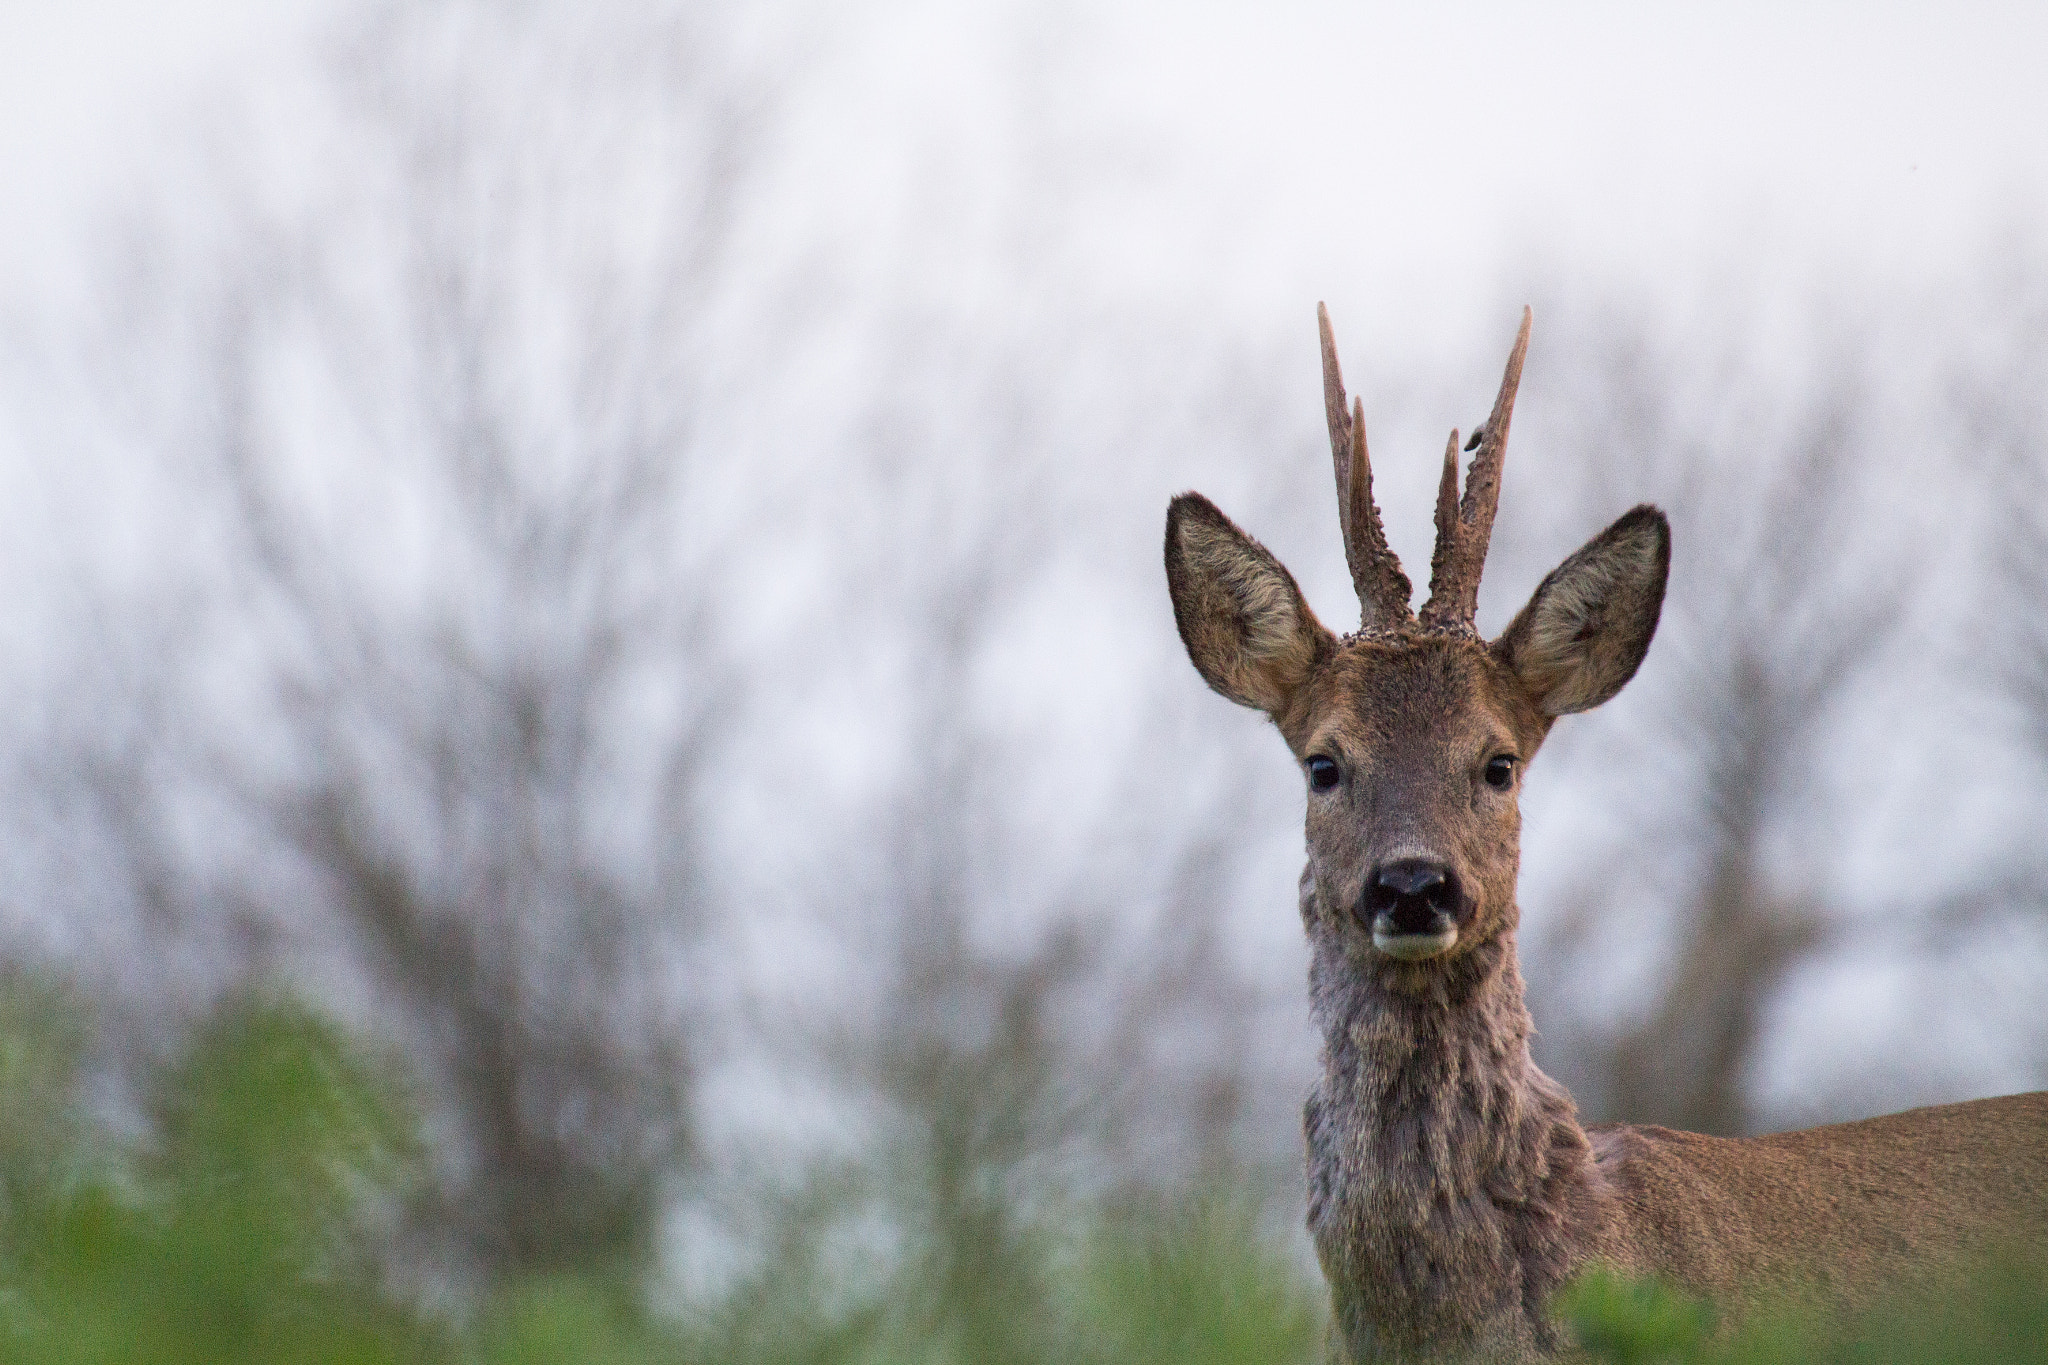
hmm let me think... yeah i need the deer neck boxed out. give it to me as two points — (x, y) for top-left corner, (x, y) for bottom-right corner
(1300, 872), (1611, 1357)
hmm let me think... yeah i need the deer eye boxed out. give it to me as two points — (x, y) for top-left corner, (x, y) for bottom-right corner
(1306, 756), (1340, 792)
(1483, 755), (1517, 791)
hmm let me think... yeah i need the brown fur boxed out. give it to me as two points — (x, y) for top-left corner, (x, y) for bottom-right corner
(1162, 312), (2048, 1362)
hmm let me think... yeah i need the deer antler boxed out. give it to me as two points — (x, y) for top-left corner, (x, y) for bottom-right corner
(1319, 303), (1414, 631)
(1419, 307), (1531, 632)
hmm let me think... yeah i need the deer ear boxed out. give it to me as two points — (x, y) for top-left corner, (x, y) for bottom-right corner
(1165, 493), (1332, 714)
(1494, 505), (1670, 716)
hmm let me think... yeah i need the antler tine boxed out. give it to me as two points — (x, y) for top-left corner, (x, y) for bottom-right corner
(1420, 307), (1532, 630)
(1319, 303), (1355, 543)
(1427, 427), (1461, 613)
(1459, 306), (1532, 568)
(1319, 303), (1414, 630)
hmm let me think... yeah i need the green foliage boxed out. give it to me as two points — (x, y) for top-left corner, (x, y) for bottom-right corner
(1071, 1189), (1324, 1365)
(154, 996), (423, 1288)
(0, 978), (1328, 1365)
(667, 1180), (1323, 1365)
(7, 976), (2046, 1365)
(1560, 1256), (2048, 1365)
(1832, 1253), (2048, 1365)
(0, 971), (95, 1236)
(475, 1278), (686, 1365)
(0, 984), (444, 1365)
(1556, 1267), (1717, 1363)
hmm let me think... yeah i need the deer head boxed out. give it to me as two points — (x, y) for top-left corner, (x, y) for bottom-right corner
(1165, 307), (1669, 988)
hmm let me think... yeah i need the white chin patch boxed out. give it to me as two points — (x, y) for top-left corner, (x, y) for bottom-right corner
(1373, 926), (1459, 961)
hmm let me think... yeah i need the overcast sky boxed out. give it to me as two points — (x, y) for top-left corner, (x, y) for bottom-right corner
(4, 0), (2042, 356)
(5, 1), (2045, 324)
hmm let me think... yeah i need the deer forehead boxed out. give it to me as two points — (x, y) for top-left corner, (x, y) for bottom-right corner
(1284, 635), (1544, 764)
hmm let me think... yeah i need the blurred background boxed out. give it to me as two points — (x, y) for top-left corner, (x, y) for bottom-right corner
(0, 2), (2045, 1360)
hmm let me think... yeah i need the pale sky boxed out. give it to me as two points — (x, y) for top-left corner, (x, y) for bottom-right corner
(1083, 0), (2048, 324)
(0, 1), (327, 285)
(2, 1), (2043, 348)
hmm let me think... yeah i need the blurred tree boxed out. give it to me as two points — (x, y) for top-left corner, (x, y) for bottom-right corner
(1601, 378), (1885, 1136)
(20, 0), (793, 1288)
(1957, 256), (2048, 842)
(1518, 309), (1909, 1134)
(1938, 253), (2048, 1074)
(802, 301), (1297, 1358)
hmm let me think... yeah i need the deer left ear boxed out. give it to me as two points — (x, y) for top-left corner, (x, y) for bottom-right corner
(1493, 505), (1670, 716)
(1165, 493), (1334, 714)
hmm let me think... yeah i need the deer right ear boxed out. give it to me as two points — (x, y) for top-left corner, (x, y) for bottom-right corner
(1495, 504), (1670, 716)
(1165, 493), (1333, 714)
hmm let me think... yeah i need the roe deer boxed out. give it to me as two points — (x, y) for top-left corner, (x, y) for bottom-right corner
(1162, 306), (2048, 1362)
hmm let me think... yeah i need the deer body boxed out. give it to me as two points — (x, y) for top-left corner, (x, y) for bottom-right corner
(1164, 307), (2048, 1361)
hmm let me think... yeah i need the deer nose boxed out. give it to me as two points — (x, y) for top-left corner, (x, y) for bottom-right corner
(1361, 859), (1462, 936)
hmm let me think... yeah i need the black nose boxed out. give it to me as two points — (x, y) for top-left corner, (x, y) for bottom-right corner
(1362, 859), (1461, 935)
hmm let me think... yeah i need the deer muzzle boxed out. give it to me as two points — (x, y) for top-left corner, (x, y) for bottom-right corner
(1361, 859), (1464, 960)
